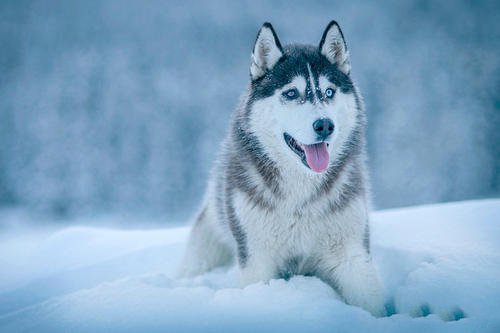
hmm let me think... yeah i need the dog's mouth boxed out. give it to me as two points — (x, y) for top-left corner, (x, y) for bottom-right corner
(283, 133), (330, 173)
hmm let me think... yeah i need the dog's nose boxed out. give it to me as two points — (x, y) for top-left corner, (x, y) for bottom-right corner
(313, 118), (334, 139)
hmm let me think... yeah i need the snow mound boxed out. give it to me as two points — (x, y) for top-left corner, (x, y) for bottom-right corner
(0, 199), (499, 332)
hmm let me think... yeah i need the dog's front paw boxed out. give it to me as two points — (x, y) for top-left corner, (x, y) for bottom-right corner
(343, 289), (386, 317)
(361, 296), (387, 318)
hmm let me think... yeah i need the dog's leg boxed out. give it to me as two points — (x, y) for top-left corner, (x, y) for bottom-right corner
(317, 243), (386, 317)
(239, 254), (277, 286)
(177, 206), (234, 278)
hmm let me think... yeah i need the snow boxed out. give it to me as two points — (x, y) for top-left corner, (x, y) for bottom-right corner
(0, 199), (499, 332)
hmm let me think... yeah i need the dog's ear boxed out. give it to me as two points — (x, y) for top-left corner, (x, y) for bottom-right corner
(250, 22), (284, 81)
(319, 21), (350, 75)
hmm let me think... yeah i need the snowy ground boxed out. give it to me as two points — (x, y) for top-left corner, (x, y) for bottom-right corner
(0, 199), (499, 332)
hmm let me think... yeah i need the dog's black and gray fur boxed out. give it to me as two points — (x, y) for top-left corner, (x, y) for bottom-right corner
(179, 21), (385, 317)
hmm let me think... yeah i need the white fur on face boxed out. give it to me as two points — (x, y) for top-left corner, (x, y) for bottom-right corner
(249, 74), (358, 172)
(281, 76), (307, 96)
(318, 75), (358, 161)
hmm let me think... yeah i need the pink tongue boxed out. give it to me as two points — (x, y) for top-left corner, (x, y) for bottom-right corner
(303, 142), (330, 173)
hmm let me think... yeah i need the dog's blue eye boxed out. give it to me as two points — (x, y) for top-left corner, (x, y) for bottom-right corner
(325, 88), (335, 99)
(282, 88), (299, 100)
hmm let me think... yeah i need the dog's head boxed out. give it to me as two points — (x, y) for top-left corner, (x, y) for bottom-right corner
(245, 21), (362, 174)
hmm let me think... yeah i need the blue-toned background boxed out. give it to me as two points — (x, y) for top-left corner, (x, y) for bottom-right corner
(0, 0), (498, 222)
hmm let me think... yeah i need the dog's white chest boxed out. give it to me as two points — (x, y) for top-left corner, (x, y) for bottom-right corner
(232, 189), (335, 256)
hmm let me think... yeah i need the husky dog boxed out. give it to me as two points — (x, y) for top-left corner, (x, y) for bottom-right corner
(178, 21), (385, 316)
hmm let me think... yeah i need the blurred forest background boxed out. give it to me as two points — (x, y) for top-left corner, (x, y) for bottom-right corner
(0, 0), (498, 223)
